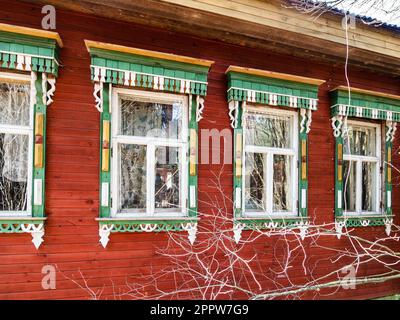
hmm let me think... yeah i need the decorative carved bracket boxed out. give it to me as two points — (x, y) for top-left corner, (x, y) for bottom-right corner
(335, 220), (346, 239)
(99, 224), (114, 248)
(384, 218), (393, 236)
(300, 108), (312, 134)
(30, 71), (37, 107)
(0, 221), (45, 249)
(331, 115), (345, 138)
(335, 216), (393, 239)
(196, 95), (205, 122)
(93, 82), (103, 112)
(21, 223), (45, 249)
(386, 121), (397, 142)
(42, 73), (56, 106)
(233, 223), (244, 244)
(228, 100), (239, 129)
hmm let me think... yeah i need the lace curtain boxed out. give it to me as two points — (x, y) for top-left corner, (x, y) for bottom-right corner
(0, 82), (30, 211)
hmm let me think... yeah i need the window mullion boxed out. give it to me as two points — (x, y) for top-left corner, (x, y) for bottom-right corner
(180, 145), (187, 215)
(111, 140), (118, 216)
(147, 143), (155, 216)
(266, 152), (273, 214)
(356, 160), (362, 213)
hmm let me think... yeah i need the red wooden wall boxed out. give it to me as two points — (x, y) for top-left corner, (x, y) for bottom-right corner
(0, 0), (399, 299)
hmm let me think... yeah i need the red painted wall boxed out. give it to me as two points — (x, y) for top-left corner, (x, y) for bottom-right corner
(0, 0), (399, 299)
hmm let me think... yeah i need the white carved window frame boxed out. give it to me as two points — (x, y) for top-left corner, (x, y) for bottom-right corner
(110, 87), (189, 218)
(342, 119), (382, 216)
(0, 71), (34, 217)
(242, 105), (299, 218)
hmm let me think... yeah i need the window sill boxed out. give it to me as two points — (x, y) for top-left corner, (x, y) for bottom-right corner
(335, 215), (394, 238)
(96, 217), (199, 248)
(233, 216), (309, 243)
(0, 217), (46, 249)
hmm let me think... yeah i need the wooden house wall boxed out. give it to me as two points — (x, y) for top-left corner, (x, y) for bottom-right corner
(0, 0), (399, 299)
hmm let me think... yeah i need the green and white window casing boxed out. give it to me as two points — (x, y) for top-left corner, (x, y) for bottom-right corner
(331, 87), (398, 237)
(0, 24), (61, 249)
(85, 41), (213, 247)
(226, 66), (324, 243)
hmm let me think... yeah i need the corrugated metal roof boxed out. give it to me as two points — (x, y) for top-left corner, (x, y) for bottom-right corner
(329, 6), (400, 33)
(285, 1), (400, 33)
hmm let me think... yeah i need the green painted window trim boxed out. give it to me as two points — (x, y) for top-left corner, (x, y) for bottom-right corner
(89, 48), (208, 95)
(332, 114), (396, 228)
(99, 84), (111, 219)
(0, 218), (46, 233)
(32, 72), (47, 218)
(93, 47), (211, 234)
(331, 89), (400, 121)
(188, 95), (198, 218)
(99, 91), (201, 227)
(0, 73), (49, 240)
(335, 215), (394, 228)
(234, 217), (309, 230)
(227, 71), (319, 109)
(89, 46), (210, 245)
(334, 133), (344, 218)
(385, 130), (393, 216)
(0, 30), (59, 76)
(99, 93), (200, 228)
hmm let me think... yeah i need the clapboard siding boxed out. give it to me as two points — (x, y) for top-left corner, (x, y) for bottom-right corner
(0, 0), (398, 299)
(161, 0), (400, 57)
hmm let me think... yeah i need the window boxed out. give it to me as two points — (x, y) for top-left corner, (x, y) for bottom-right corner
(342, 121), (381, 215)
(111, 89), (188, 217)
(88, 41), (211, 247)
(0, 73), (32, 216)
(243, 107), (298, 217)
(331, 87), (398, 233)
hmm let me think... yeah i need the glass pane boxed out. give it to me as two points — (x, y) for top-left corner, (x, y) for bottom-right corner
(120, 97), (182, 139)
(273, 155), (291, 212)
(119, 144), (146, 212)
(245, 153), (265, 211)
(343, 160), (357, 212)
(245, 112), (291, 148)
(362, 162), (376, 212)
(0, 133), (29, 211)
(0, 82), (30, 127)
(154, 146), (180, 212)
(344, 125), (376, 156)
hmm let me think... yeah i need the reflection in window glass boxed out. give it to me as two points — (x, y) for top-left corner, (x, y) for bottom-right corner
(244, 109), (296, 216)
(154, 146), (180, 211)
(342, 123), (380, 214)
(119, 144), (146, 212)
(343, 160), (357, 212)
(0, 82), (30, 127)
(245, 112), (291, 148)
(273, 155), (291, 212)
(120, 98), (182, 139)
(344, 125), (376, 156)
(0, 133), (28, 211)
(362, 162), (376, 212)
(115, 93), (187, 217)
(245, 153), (265, 211)
(0, 81), (31, 213)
